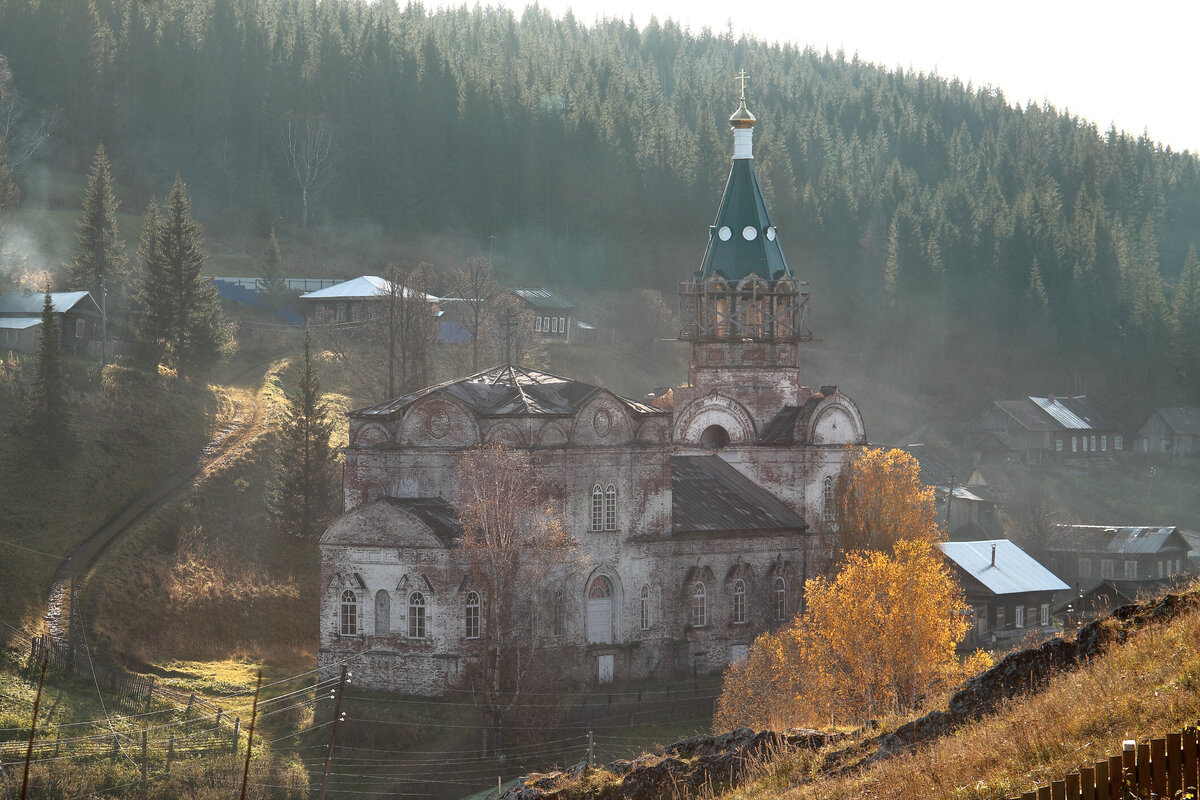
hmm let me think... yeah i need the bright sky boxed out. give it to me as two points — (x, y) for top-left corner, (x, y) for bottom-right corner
(482, 0), (1200, 154)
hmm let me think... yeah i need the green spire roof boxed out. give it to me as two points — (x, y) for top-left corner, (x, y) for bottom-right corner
(698, 157), (791, 282)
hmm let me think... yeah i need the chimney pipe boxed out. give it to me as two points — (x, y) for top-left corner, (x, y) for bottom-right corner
(991, 544), (996, 566)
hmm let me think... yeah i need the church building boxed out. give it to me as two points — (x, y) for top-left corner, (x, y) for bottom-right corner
(317, 90), (868, 694)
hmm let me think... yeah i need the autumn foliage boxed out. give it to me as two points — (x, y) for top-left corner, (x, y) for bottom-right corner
(714, 538), (970, 730)
(834, 446), (942, 556)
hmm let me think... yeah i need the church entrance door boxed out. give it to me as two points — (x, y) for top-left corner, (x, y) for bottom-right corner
(587, 576), (613, 644)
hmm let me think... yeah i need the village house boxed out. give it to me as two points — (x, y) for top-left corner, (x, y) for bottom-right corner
(1043, 524), (1194, 614)
(939, 539), (1068, 649)
(299, 275), (439, 328)
(1135, 408), (1200, 460)
(317, 92), (868, 694)
(0, 290), (102, 355)
(964, 396), (1123, 466)
(511, 288), (575, 343)
(896, 444), (998, 536)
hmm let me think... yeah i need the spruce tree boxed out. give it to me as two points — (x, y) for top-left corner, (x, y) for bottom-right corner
(70, 145), (127, 312)
(25, 286), (70, 459)
(134, 198), (168, 365)
(1173, 244), (1200, 395)
(261, 224), (286, 309)
(268, 330), (336, 537)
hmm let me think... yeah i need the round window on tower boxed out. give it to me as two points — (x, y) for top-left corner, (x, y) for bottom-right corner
(766, 226), (777, 241)
(718, 226), (732, 241)
(742, 226), (758, 241)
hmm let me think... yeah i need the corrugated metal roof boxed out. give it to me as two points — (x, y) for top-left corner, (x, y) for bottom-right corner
(940, 539), (1069, 595)
(299, 275), (438, 302)
(897, 444), (956, 487)
(1030, 396), (1090, 429)
(671, 455), (807, 535)
(1154, 408), (1200, 436)
(990, 399), (1060, 431)
(351, 364), (664, 420)
(0, 317), (41, 330)
(511, 288), (573, 310)
(0, 290), (96, 315)
(1046, 524), (1189, 555)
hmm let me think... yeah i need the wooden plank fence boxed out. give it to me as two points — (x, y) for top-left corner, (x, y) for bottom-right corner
(1011, 725), (1200, 800)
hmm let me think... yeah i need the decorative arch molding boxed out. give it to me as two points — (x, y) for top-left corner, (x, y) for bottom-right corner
(535, 421), (570, 448)
(398, 395), (481, 448)
(635, 419), (668, 445)
(351, 422), (391, 448)
(803, 394), (867, 446)
(582, 566), (624, 645)
(569, 393), (635, 446)
(673, 392), (757, 446)
(483, 421), (526, 447)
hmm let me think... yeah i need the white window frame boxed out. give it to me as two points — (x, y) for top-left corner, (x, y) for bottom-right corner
(604, 484), (617, 530)
(590, 484), (604, 531)
(558, 317), (565, 332)
(551, 317), (558, 333)
(340, 590), (358, 636)
(774, 577), (786, 620)
(1040, 603), (1050, 627)
(1124, 560), (1138, 579)
(1101, 435), (1107, 451)
(732, 579), (746, 624)
(1072, 436), (1077, 452)
(640, 585), (650, 630)
(75, 318), (85, 339)
(1056, 439), (1063, 452)
(691, 582), (707, 627)
(535, 316), (542, 332)
(1101, 559), (1115, 579)
(1115, 434), (1123, 450)
(408, 592), (426, 639)
(1091, 435), (1097, 451)
(822, 476), (836, 524)
(465, 591), (481, 639)
(1078, 558), (1092, 578)
(1015, 606), (1025, 629)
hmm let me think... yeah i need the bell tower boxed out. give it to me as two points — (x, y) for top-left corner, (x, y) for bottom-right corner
(675, 77), (812, 446)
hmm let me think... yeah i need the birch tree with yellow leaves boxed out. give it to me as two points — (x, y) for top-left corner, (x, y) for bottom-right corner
(833, 446), (942, 557)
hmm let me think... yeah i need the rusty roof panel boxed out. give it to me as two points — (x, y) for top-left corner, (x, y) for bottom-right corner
(671, 455), (807, 535)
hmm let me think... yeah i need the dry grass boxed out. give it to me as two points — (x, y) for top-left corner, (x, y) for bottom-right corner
(724, 591), (1200, 800)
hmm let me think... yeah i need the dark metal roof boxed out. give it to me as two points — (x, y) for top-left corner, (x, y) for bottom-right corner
(511, 288), (573, 310)
(698, 158), (791, 282)
(940, 540), (1068, 596)
(384, 498), (462, 546)
(990, 400), (1060, 431)
(1046, 525), (1190, 555)
(758, 405), (802, 444)
(671, 455), (807, 536)
(350, 364), (664, 420)
(896, 444), (956, 487)
(1151, 408), (1200, 436)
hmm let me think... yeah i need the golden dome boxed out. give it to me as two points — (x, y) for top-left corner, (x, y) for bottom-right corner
(729, 99), (756, 129)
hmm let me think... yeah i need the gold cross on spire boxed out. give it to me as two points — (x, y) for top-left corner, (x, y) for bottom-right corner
(736, 69), (750, 101)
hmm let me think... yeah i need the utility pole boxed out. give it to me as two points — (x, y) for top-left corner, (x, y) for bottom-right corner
(99, 274), (107, 367)
(945, 475), (956, 530)
(238, 671), (262, 800)
(318, 666), (349, 800)
(20, 657), (48, 800)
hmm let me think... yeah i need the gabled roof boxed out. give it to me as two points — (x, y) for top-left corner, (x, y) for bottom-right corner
(0, 290), (98, 315)
(939, 539), (1068, 596)
(299, 275), (438, 302)
(988, 400), (1061, 431)
(511, 288), (573, 310)
(1030, 396), (1120, 431)
(896, 444), (956, 487)
(1046, 525), (1190, 555)
(0, 317), (41, 330)
(350, 364), (664, 420)
(1150, 408), (1200, 437)
(671, 455), (807, 536)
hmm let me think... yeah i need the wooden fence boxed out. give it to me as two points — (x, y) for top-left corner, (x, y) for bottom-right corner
(1011, 725), (1199, 800)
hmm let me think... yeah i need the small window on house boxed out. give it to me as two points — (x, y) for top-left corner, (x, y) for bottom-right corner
(1015, 606), (1025, 629)
(732, 579), (746, 624)
(604, 484), (617, 530)
(691, 582), (707, 627)
(1056, 439), (1063, 452)
(1090, 435), (1097, 451)
(1040, 603), (1050, 627)
(1101, 559), (1115, 578)
(823, 476), (836, 524)
(352, 305), (362, 322)
(590, 484), (604, 531)
(559, 317), (565, 332)
(1072, 436), (1077, 452)
(1101, 435), (1107, 451)
(774, 577), (786, 621)
(996, 607), (1006, 630)
(408, 592), (426, 639)
(551, 317), (558, 333)
(640, 585), (650, 630)
(340, 590), (358, 636)
(1124, 560), (1138, 579)
(535, 316), (542, 332)
(1079, 558), (1092, 578)
(1159, 561), (1165, 578)
(336, 304), (347, 322)
(75, 318), (85, 339)
(465, 592), (481, 639)
(1115, 434), (1123, 450)
(552, 591), (564, 637)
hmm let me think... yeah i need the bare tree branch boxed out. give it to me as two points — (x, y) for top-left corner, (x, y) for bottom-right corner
(280, 115), (336, 227)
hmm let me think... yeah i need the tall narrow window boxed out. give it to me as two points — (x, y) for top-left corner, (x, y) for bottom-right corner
(535, 316), (542, 332)
(465, 592), (480, 639)
(1040, 603), (1050, 627)
(591, 484), (604, 531)
(340, 590), (358, 636)
(1015, 606), (1025, 628)
(823, 476), (836, 523)
(774, 577), (786, 621)
(408, 592), (426, 639)
(732, 579), (746, 624)
(553, 591), (564, 637)
(640, 585), (650, 630)
(691, 582), (707, 627)
(604, 484), (617, 530)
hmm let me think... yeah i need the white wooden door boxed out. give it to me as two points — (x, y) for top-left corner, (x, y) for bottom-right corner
(597, 654), (613, 684)
(587, 577), (613, 644)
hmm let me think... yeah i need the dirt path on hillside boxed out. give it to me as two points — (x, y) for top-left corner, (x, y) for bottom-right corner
(43, 364), (275, 641)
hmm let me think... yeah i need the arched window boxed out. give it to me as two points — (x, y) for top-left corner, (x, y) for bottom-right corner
(553, 590), (565, 637)
(691, 582), (707, 627)
(774, 577), (786, 621)
(408, 592), (426, 639)
(823, 476), (836, 523)
(465, 592), (480, 639)
(640, 585), (650, 630)
(701, 424), (730, 449)
(732, 579), (746, 624)
(340, 590), (358, 636)
(591, 484), (604, 531)
(604, 484), (617, 530)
